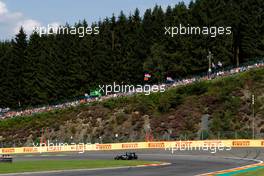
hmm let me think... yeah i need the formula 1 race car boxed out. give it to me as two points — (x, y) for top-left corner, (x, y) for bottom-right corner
(114, 152), (138, 160)
(0, 154), (13, 163)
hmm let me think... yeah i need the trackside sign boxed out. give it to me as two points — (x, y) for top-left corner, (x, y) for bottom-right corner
(0, 140), (263, 154)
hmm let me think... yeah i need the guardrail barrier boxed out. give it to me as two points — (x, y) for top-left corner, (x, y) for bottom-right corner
(0, 140), (263, 154)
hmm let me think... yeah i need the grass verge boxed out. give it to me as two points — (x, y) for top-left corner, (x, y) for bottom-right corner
(0, 159), (159, 174)
(230, 167), (264, 176)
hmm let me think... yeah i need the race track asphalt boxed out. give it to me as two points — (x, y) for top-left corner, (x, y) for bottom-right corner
(2, 148), (264, 176)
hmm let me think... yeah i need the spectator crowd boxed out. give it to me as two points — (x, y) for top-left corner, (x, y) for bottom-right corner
(1, 60), (264, 120)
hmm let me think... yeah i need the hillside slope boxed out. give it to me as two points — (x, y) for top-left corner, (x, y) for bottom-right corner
(0, 68), (264, 146)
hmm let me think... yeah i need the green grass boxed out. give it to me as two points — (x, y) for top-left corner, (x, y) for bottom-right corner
(233, 168), (264, 176)
(0, 159), (159, 174)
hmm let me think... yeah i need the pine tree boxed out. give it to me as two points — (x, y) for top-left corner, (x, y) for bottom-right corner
(0, 0), (263, 108)
(11, 27), (28, 108)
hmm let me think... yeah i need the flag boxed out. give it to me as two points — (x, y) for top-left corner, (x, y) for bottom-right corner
(166, 77), (174, 82)
(144, 73), (151, 78)
(212, 62), (216, 68)
(218, 61), (223, 67)
(144, 73), (151, 81)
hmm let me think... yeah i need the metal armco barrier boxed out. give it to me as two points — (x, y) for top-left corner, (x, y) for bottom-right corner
(0, 140), (263, 154)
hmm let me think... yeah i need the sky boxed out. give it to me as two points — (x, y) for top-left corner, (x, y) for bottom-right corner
(0, 0), (190, 40)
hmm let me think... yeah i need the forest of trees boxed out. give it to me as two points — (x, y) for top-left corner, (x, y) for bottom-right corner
(0, 0), (263, 109)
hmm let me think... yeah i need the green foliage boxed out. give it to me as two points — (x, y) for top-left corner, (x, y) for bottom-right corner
(102, 97), (129, 109)
(0, 67), (264, 144)
(133, 95), (156, 114)
(179, 82), (209, 96)
(158, 96), (171, 112)
(157, 91), (182, 112)
(116, 112), (126, 125)
(200, 130), (209, 140)
(0, 0), (264, 109)
(102, 100), (116, 109)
